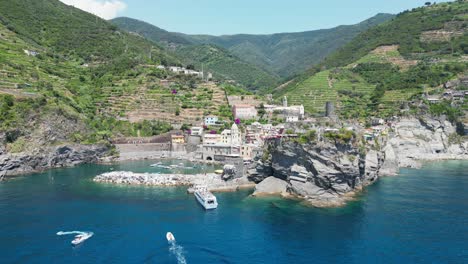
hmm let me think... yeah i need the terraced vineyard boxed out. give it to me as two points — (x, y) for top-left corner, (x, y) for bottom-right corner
(286, 69), (377, 115)
(98, 76), (228, 125)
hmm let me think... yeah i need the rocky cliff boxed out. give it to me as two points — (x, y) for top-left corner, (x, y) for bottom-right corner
(382, 117), (467, 172)
(0, 144), (110, 178)
(248, 140), (382, 207)
(248, 117), (467, 207)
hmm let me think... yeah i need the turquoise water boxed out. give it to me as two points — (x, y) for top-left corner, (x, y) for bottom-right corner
(0, 160), (467, 263)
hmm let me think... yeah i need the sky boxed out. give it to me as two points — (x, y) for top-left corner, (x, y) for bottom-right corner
(59, 0), (452, 35)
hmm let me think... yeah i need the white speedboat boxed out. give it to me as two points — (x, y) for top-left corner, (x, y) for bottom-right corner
(71, 232), (93, 245)
(194, 185), (218, 210)
(166, 232), (175, 242)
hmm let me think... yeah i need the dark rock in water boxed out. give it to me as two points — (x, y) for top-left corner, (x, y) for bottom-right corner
(222, 165), (237, 181)
(249, 141), (382, 207)
(0, 144), (110, 177)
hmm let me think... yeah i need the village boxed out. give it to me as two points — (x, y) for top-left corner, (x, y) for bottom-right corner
(109, 62), (468, 182)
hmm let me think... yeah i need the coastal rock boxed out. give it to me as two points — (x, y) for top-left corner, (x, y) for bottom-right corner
(222, 164), (237, 181)
(388, 117), (467, 168)
(250, 140), (374, 207)
(253, 176), (289, 196)
(0, 144), (109, 177)
(380, 143), (399, 176)
(363, 150), (380, 183)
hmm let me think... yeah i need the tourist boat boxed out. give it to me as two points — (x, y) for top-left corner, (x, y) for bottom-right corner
(71, 232), (93, 245)
(193, 185), (218, 210)
(166, 232), (175, 242)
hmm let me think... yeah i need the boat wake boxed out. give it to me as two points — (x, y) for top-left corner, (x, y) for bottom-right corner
(57, 231), (87, 236)
(57, 231), (94, 245)
(169, 240), (187, 264)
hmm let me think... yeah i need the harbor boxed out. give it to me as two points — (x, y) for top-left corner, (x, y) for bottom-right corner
(93, 171), (254, 192)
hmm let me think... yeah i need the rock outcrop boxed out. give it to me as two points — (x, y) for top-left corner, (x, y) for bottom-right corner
(386, 117), (467, 169)
(252, 177), (289, 196)
(249, 140), (380, 207)
(0, 144), (110, 176)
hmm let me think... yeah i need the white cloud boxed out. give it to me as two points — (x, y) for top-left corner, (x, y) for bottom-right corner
(60, 0), (127, 20)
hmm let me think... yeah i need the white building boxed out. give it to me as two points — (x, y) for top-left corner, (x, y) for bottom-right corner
(203, 134), (222, 145)
(265, 104), (305, 120)
(286, 116), (299, 123)
(233, 105), (258, 120)
(156, 65), (166, 70)
(204, 116), (219, 126)
(190, 127), (204, 136)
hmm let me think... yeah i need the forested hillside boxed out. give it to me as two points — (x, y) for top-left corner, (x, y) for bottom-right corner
(111, 17), (280, 91)
(184, 14), (394, 78)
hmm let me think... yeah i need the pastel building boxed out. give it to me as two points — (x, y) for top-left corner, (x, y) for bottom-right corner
(171, 135), (185, 144)
(203, 134), (222, 145)
(232, 105), (258, 120)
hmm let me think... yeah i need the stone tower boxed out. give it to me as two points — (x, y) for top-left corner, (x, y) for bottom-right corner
(283, 96), (288, 107)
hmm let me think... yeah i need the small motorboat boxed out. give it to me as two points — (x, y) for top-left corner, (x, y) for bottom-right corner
(166, 232), (175, 242)
(71, 232), (93, 245)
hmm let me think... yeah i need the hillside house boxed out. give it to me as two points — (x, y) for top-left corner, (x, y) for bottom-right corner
(24, 50), (39, 56)
(203, 134), (222, 145)
(190, 127), (204, 136)
(427, 96), (441, 104)
(233, 105), (258, 120)
(286, 116), (299, 123)
(204, 116), (219, 126)
(171, 135), (185, 144)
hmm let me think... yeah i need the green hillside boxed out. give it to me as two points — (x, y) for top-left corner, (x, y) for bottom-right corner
(184, 14), (394, 77)
(279, 1), (468, 118)
(174, 44), (278, 91)
(0, 0), (177, 66)
(0, 0), (220, 152)
(111, 17), (280, 91)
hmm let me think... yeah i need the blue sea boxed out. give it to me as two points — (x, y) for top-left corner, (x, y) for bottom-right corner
(0, 160), (467, 264)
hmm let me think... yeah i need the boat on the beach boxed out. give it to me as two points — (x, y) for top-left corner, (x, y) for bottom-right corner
(71, 232), (93, 245)
(166, 232), (175, 242)
(193, 185), (218, 210)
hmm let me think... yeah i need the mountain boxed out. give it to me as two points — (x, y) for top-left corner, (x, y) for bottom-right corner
(185, 13), (395, 77)
(111, 17), (280, 91)
(112, 14), (394, 79)
(277, 1), (467, 119)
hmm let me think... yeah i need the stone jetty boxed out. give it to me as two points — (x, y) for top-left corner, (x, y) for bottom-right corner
(93, 171), (254, 192)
